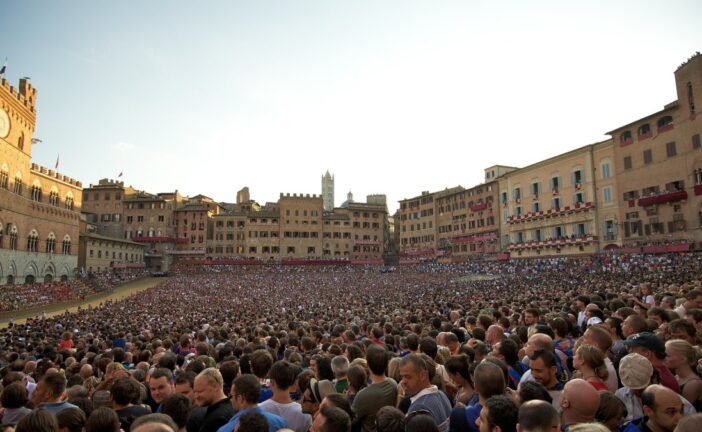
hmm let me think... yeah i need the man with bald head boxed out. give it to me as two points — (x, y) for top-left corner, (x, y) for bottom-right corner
(519, 333), (566, 388)
(80, 363), (94, 380)
(559, 379), (599, 431)
(622, 385), (684, 432)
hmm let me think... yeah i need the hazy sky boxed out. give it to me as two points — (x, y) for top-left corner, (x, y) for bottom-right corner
(2, 1), (701, 213)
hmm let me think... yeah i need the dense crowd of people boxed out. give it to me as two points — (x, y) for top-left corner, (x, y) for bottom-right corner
(0, 282), (85, 313)
(0, 252), (702, 432)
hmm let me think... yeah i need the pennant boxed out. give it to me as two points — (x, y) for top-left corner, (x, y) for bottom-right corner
(55, 154), (59, 170)
(0, 59), (6, 76)
(118, 171), (123, 178)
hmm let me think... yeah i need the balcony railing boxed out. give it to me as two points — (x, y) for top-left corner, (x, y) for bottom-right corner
(132, 236), (188, 244)
(637, 190), (687, 207)
(508, 235), (598, 250)
(470, 202), (489, 212)
(507, 202), (594, 224)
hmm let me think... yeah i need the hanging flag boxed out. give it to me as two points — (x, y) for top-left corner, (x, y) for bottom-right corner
(0, 59), (6, 76)
(118, 171), (123, 177)
(55, 154), (59, 170)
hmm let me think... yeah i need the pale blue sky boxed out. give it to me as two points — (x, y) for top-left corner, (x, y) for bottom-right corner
(1, 1), (701, 212)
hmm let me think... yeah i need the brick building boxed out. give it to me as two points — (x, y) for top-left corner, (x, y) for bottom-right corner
(0, 77), (82, 284)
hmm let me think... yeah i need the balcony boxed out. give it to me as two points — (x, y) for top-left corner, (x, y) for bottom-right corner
(508, 235), (598, 251)
(132, 236), (188, 244)
(658, 124), (674, 134)
(695, 184), (702, 196)
(506, 202), (595, 224)
(449, 232), (498, 244)
(354, 239), (379, 245)
(470, 202), (489, 212)
(637, 190), (687, 207)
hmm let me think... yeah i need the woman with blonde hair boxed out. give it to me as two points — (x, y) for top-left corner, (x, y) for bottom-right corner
(665, 339), (702, 411)
(573, 344), (609, 391)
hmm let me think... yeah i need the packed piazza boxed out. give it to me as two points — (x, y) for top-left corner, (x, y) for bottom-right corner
(0, 253), (699, 432)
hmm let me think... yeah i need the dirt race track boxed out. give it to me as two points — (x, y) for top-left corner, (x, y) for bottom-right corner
(0, 277), (168, 328)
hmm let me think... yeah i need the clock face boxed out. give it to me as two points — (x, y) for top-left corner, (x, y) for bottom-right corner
(0, 108), (9, 138)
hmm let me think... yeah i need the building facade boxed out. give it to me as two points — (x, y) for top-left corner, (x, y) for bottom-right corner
(78, 219), (144, 273)
(609, 52), (702, 251)
(498, 141), (615, 258)
(82, 179), (134, 239)
(436, 179), (500, 261)
(0, 77), (82, 284)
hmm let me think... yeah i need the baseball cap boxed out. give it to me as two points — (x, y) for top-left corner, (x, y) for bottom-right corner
(623, 332), (666, 357)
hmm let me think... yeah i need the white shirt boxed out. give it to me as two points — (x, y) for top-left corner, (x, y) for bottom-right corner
(258, 399), (311, 432)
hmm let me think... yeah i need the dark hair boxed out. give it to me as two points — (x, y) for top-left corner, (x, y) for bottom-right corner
(668, 319), (697, 338)
(85, 406), (120, 432)
(56, 408), (86, 432)
(346, 365), (367, 392)
(150, 367), (173, 383)
(316, 356), (335, 381)
(70, 396), (95, 418)
(161, 393), (191, 429)
(375, 406), (405, 432)
(419, 337), (438, 358)
(174, 369), (196, 387)
(238, 411), (268, 432)
(42, 372), (68, 398)
(498, 338), (520, 366)
(595, 392), (627, 425)
(269, 360), (295, 390)
(365, 344), (389, 376)
(233, 374), (261, 404)
(406, 333), (420, 351)
(405, 414), (439, 432)
(318, 406), (351, 432)
(518, 381), (553, 404)
(474, 361), (505, 398)
(445, 354), (472, 383)
(345, 344), (363, 362)
(1, 381), (28, 408)
(111, 377), (142, 406)
(485, 395), (519, 432)
(250, 349), (273, 379)
(15, 409), (59, 432)
(530, 349), (555, 368)
(323, 393), (355, 423)
(157, 352), (177, 372)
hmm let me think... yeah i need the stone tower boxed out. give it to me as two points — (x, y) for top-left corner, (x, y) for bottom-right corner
(321, 170), (334, 211)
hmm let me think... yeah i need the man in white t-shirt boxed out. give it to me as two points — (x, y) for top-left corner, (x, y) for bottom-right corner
(259, 360), (311, 432)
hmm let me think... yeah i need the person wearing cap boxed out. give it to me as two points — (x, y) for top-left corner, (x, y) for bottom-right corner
(615, 354), (695, 422)
(624, 333), (681, 394)
(259, 360), (312, 432)
(621, 385), (684, 432)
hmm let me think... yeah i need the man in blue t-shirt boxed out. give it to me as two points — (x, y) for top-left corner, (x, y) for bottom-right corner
(217, 374), (286, 432)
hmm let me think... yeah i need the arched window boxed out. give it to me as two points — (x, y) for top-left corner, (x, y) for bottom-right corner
(18, 134), (24, 151)
(638, 123), (651, 137)
(46, 232), (56, 254)
(13, 173), (22, 195)
(0, 165), (8, 189)
(49, 188), (59, 206)
(62, 235), (71, 254)
(31, 183), (42, 202)
(65, 192), (74, 210)
(8, 225), (17, 250)
(619, 131), (632, 145)
(657, 115), (673, 132)
(27, 229), (38, 252)
(688, 82), (695, 115)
